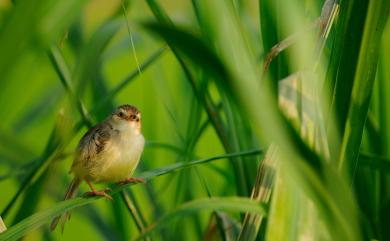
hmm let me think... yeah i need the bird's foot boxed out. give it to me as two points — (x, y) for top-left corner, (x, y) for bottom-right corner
(84, 190), (113, 201)
(117, 177), (146, 185)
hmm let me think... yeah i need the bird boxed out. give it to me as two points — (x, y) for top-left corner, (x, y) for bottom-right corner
(50, 104), (145, 232)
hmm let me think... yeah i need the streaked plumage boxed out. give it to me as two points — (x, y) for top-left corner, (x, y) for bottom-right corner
(51, 104), (145, 232)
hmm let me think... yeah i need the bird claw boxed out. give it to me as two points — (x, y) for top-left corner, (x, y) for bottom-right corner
(83, 190), (113, 201)
(117, 177), (146, 185)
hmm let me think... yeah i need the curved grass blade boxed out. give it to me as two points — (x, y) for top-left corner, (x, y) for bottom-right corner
(92, 46), (166, 114)
(50, 19), (124, 126)
(131, 197), (267, 241)
(139, 149), (262, 180)
(72, 19), (123, 97)
(48, 45), (93, 127)
(143, 19), (252, 196)
(80, 205), (122, 241)
(145, 0), (172, 24)
(51, 33), (148, 240)
(193, 0), (364, 240)
(326, 0), (369, 152)
(143, 23), (229, 83)
(10, 171), (49, 226)
(1, 111), (74, 218)
(259, 0), (289, 94)
(120, 191), (151, 241)
(0, 149), (261, 241)
(2, 30), (163, 221)
(237, 145), (278, 241)
(0, 195), (98, 241)
(338, 0), (389, 178)
(1, 47), (165, 219)
(9, 114), (74, 226)
(0, 0), (87, 88)
(143, 1), (232, 159)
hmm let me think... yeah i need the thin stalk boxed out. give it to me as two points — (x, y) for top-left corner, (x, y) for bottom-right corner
(48, 45), (93, 127)
(338, 0), (389, 180)
(1, 46), (164, 221)
(120, 191), (152, 241)
(144, 0), (248, 196)
(49, 45), (154, 240)
(0, 149), (263, 241)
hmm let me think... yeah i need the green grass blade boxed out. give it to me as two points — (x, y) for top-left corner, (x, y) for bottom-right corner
(48, 45), (93, 127)
(92, 46), (166, 114)
(131, 197), (267, 241)
(377, 27), (390, 240)
(0, 149), (261, 241)
(238, 145), (278, 241)
(144, 20), (258, 196)
(144, 0), (254, 201)
(80, 205), (122, 241)
(326, 0), (369, 149)
(259, 0), (290, 93)
(51, 34), (149, 240)
(1, 44), (165, 220)
(140, 149), (262, 180)
(0, 0), (87, 87)
(1, 112), (74, 218)
(143, 1), (231, 151)
(338, 0), (389, 178)
(143, 0), (238, 162)
(0, 196), (98, 241)
(10, 171), (49, 226)
(145, 0), (172, 24)
(213, 212), (241, 241)
(143, 22), (230, 89)
(73, 19), (123, 96)
(120, 191), (152, 241)
(191, 0), (363, 240)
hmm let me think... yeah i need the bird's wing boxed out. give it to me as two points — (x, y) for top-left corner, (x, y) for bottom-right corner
(71, 122), (112, 171)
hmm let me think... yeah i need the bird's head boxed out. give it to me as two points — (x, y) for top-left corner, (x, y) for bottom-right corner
(110, 104), (142, 134)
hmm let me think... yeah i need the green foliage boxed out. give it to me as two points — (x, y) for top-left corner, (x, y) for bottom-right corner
(0, 150), (262, 241)
(0, 0), (389, 241)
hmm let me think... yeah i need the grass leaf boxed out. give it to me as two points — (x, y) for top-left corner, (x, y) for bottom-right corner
(131, 197), (267, 241)
(0, 149), (261, 241)
(338, 0), (389, 178)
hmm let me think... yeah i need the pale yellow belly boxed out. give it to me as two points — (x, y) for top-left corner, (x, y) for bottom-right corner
(86, 135), (144, 183)
(96, 151), (141, 182)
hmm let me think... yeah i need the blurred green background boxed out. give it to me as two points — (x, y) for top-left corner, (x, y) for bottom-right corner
(0, 0), (389, 240)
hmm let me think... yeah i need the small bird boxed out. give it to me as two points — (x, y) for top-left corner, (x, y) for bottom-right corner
(51, 104), (145, 232)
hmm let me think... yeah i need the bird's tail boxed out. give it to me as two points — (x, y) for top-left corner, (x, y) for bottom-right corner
(50, 178), (81, 232)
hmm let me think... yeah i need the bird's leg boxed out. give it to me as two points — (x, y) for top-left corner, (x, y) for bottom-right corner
(117, 177), (146, 185)
(84, 179), (113, 201)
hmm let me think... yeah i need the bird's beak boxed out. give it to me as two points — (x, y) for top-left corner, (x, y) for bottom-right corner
(136, 113), (141, 122)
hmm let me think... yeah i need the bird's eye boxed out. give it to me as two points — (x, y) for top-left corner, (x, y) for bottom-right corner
(118, 112), (124, 117)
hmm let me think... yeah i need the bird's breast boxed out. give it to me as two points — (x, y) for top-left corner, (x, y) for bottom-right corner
(95, 133), (145, 182)
(118, 134), (145, 163)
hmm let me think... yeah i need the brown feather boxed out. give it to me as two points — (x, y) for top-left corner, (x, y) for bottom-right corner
(71, 123), (112, 172)
(50, 178), (81, 232)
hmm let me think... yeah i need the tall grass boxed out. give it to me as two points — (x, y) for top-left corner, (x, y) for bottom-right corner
(0, 0), (389, 241)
